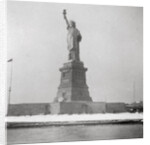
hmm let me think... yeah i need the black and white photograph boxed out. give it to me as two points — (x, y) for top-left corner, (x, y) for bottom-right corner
(6, 0), (143, 144)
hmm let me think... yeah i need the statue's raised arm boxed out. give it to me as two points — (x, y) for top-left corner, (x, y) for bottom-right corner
(63, 9), (70, 28)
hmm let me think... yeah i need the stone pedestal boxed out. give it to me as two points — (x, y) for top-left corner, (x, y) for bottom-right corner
(54, 60), (92, 102)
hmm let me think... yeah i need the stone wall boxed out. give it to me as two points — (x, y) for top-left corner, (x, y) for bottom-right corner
(8, 103), (51, 116)
(7, 102), (128, 116)
(59, 102), (94, 114)
(86, 102), (106, 114)
(106, 103), (127, 113)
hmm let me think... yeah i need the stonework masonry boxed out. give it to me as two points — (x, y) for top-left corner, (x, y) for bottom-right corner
(8, 102), (128, 116)
(54, 61), (92, 102)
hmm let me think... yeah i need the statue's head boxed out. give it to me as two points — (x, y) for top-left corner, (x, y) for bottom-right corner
(69, 20), (76, 28)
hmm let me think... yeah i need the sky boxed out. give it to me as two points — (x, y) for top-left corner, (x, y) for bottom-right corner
(7, 1), (143, 104)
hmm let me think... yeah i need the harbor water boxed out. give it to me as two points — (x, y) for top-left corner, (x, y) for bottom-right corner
(7, 123), (143, 144)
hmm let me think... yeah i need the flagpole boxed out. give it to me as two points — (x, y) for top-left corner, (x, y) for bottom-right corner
(7, 59), (13, 115)
(133, 80), (136, 103)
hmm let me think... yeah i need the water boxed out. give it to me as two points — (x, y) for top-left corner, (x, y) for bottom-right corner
(7, 124), (143, 144)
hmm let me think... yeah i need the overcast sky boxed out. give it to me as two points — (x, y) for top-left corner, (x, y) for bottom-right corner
(7, 1), (143, 104)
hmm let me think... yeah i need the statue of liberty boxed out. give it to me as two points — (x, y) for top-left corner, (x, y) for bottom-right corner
(63, 10), (82, 61)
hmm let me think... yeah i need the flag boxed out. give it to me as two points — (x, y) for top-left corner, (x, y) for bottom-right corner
(7, 59), (13, 62)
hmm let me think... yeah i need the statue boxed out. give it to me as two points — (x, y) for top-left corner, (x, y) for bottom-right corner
(63, 9), (82, 61)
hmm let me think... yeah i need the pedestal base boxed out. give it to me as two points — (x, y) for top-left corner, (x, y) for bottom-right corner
(54, 61), (92, 102)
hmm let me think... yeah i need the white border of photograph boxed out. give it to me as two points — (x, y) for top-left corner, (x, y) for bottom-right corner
(1, 0), (149, 145)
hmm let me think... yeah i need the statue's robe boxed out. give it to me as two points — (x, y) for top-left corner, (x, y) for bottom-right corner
(67, 27), (82, 61)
